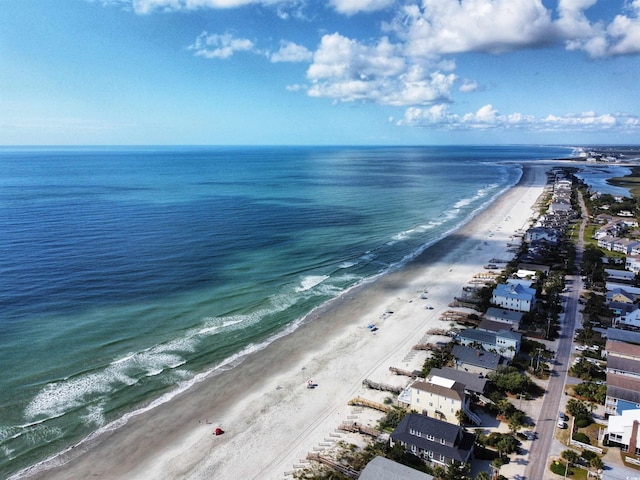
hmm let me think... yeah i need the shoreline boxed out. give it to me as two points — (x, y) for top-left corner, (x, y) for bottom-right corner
(18, 162), (551, 480)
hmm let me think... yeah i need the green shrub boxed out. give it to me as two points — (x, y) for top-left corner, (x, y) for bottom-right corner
(575, 416), (592, 428)
(581, 450), (597, 461)
(550, 461), (569, 476)
(572, 432), (591, 444)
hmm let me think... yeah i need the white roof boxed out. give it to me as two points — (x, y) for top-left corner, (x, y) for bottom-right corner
(429, 375), (456, 389)
(608, 409), (640, 434)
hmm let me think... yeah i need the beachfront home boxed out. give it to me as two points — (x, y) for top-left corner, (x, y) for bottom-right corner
(359, 456), (435, 480)
(390, 414), (475, 467)
(483, 307), (523, 330)
(517, 263), (550, 275)
(606, 409), (640, 454)
(397, 377), (479, 425)
(451, 345), (505, 376)
(456, 328), (521, 359)
(427, 367), (488, 397)
(478, 318), (516, 335)
(491, 282), (536, 312)
(525, 227), (561, 245)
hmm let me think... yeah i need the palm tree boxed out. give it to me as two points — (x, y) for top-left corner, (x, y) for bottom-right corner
(590, 456), (604, 475)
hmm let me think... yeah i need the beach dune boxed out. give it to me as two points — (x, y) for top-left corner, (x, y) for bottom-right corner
(20, 164), (549, 480)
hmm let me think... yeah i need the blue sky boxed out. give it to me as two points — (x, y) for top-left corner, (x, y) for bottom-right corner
(1, 0), (640, 145)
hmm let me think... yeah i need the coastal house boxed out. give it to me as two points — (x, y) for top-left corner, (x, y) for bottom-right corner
(427, 367), (488, 397)
(359, 456), (435, 480)
(478, 318), (516, 334)
(483, 307), (523, 330)
(524, 227), (561, 245)
(390, 414), (475, 466)
(608, 328), (640, 346)
(599, 237), (640, 255)
(606, 269), (636, 284)
(606, 340), (640, 379)
(397, 376), (479, 425)
(491, 282), (536, 312)
(598, 235), (617, 251)
(517, 263), (550, 275)
(451, 345), (506, 376)
(605, 340), (640, 415)
(606, 409), (640, 454)
(606, 373), (640, 416)
(607, 288), (636, 304)
(609, 302), (638, 319)
(548, 201), (572, 215)
(614, 306), (640, 329)
(626, 256), (640, 274)
(606, 283), (640, 297)
(456, 328), (521, 359)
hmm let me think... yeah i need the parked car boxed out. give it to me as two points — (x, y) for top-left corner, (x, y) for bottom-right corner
(557, 420), (567, 429)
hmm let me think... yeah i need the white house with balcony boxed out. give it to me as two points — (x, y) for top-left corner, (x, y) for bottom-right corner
(491, 281), (536, 312)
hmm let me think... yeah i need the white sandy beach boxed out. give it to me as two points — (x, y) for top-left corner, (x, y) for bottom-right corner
(21, 163), (550, 480)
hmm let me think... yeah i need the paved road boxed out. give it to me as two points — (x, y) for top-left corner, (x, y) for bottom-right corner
(524, 190), (587, 480)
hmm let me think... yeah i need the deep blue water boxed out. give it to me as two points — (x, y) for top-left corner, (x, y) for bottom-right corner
(0, 145), (573, 478)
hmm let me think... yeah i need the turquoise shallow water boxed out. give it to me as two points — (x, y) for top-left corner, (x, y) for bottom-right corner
(0, 145), (573, 477)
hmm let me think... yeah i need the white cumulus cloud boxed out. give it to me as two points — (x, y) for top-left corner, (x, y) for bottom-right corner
(189, 32), (256, 59)
(398, 104), (640, 132)
(306, 33), (456, 106)
(388, 0), (556, 58)
(459, 79), (478, 93)
(270, 41), (313, 62)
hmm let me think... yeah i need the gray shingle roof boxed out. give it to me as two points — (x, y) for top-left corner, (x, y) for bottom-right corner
(607, 356), (640, 375)
(452, 345), (504, 371)
(607, 373), (640, 405)
(607, 328), (640, 346)
(484, 307), (524, 324)
(428, 367), (488, 395)
(412, 380), (466, 401)
(359, 456), (434, 480)
(391, 414), (474, 463)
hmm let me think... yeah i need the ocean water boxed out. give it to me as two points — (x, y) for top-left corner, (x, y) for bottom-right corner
(0, 145), (573, 478)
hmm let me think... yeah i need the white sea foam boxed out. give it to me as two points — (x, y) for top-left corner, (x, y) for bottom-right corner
(25, 347), (189, 421)
(81, 403), (105, 428)
(338, 260), (357, 269)
(295, 275), (329, 292)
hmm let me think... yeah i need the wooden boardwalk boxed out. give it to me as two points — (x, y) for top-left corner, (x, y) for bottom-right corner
(337, 421), (381, 438)
(348, 396), (392, 413)
(306, 453), (360, 478)
(362, 378), (403, 394)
